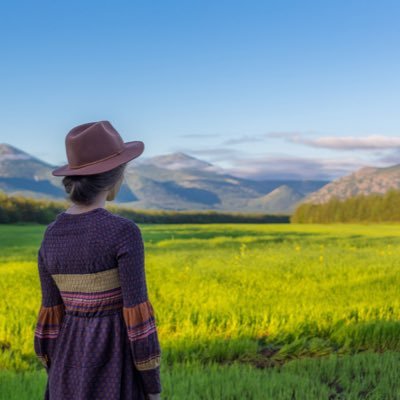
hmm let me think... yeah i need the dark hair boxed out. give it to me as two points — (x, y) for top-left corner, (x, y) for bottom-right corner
(62, 163), (127, 206)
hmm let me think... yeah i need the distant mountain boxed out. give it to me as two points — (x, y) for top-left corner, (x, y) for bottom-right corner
(0, 143), (53, 178)
(0, 144), (328, 213)
(305, 164), (400, 204)
(135, 152), (225, 174)
(247, 185), (304, 213)
(0, 143), (65, 199)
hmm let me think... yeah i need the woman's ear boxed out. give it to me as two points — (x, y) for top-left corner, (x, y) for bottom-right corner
(106, 175), (123, 201)
(106, 187), (115, 201)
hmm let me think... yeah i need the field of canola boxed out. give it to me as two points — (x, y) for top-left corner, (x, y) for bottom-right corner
(0, 222), (399, 399)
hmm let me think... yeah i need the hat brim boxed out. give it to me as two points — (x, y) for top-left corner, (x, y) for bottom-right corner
(51, 141), (144, 176)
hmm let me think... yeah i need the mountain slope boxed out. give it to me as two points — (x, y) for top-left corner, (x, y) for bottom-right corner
(305, 164), (400, 204)
(247, 185), (304, 213)
(136, 151), (225, 174)
(0, 143), (328, 212)
(0, 143), (54, 178)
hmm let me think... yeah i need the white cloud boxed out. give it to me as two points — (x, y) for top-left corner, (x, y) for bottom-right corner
(221, 134), (268, 145)
(219, 132), (400, 151)
(178, 133), (223, 138)
(293, 135), (400, 150)
(174, 145), (371, 180)
(267, 133), (400, 151)
(224, 155), (367, 180)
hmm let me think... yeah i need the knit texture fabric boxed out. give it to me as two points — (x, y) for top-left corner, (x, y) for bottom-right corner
(34, 207), (162, 399)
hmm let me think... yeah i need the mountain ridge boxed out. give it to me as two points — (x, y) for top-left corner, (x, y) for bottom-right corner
(305, 164), (400, 204)
(0, 143), (328, 213)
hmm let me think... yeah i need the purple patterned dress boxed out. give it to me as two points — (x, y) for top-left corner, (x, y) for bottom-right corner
(33, 207), (162, 399)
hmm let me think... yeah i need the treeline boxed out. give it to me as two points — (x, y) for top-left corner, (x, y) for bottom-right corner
(0, 190), (289, 224)
(291, 188), (400, 223)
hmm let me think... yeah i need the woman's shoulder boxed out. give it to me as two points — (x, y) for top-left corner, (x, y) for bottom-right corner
(107, 213), (142, 237)
(42, 220), (57, 238)
(111, 216), (143, 253)
(108, 212), (139, 228)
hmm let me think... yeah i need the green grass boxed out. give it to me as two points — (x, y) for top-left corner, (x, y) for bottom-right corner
(1, 223), (400, 398)
(1, 352), (399, 400)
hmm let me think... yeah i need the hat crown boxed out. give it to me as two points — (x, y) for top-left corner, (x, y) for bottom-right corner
(66, 121), (125, 169)
(51, 120), (145, 176)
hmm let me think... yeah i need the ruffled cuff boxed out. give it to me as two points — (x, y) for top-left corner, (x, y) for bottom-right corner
(34, 303), (65, 370)
(123, 300), (162, 393)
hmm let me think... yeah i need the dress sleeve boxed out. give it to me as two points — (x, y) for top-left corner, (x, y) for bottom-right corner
(34, 246), (65, 372)
(116, 221), (162, 395)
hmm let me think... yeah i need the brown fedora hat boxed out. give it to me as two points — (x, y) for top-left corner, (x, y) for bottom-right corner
(52, 120), (144, 176)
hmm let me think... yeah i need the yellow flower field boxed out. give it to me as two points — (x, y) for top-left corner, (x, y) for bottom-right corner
(0, 223), (399, 399)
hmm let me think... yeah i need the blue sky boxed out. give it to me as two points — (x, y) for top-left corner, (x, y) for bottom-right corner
(1, 0), (399, 180)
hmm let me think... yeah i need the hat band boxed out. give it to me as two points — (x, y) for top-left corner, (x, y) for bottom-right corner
(69, 148), (124, 169)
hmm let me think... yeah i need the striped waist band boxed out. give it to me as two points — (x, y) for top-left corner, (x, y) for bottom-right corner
(51, 267), (124, 316)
